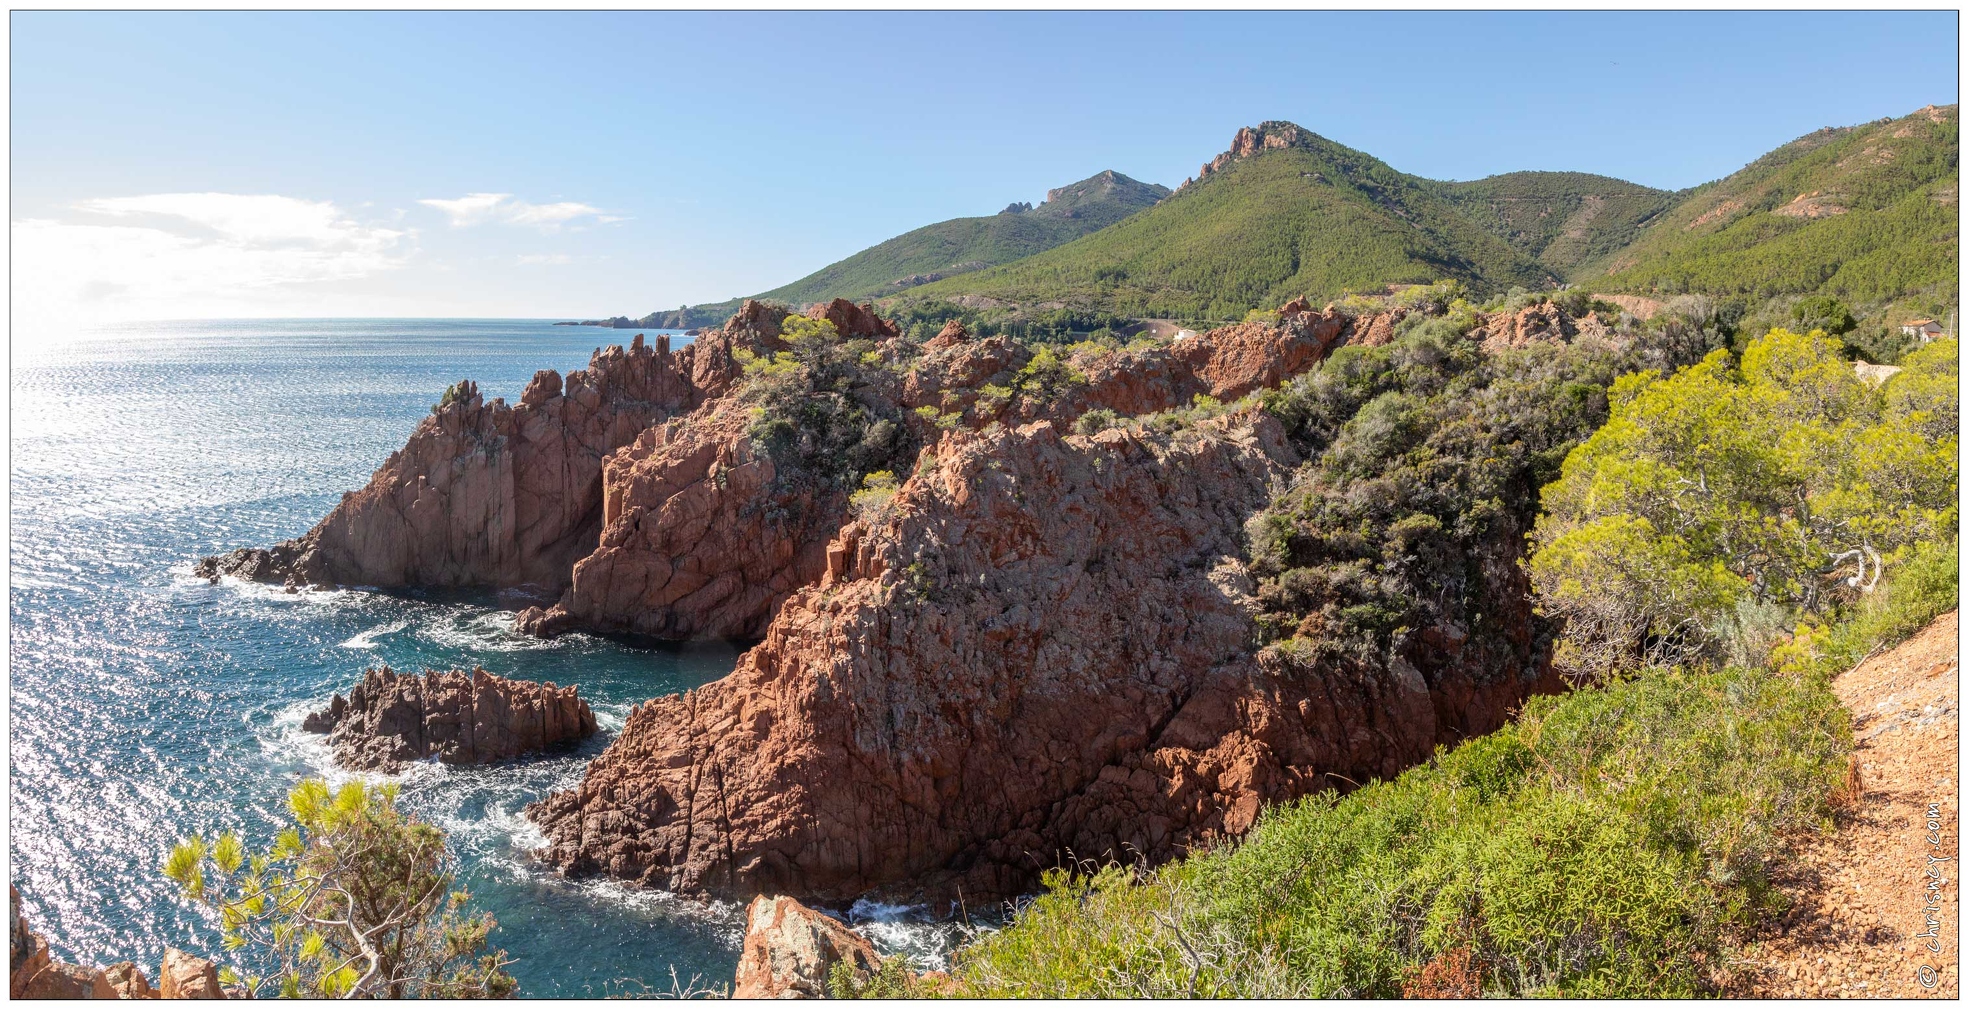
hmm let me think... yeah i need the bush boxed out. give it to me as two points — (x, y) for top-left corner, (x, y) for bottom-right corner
(849, 470), (900, 524)
(1529, 329), (1958, 676)
(741, 315), (915, 497)
(164, 779), (517, 998)
(1073, 408), (1122, 436)
(941, 664), (1849, 998)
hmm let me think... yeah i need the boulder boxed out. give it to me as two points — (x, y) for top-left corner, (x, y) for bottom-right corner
(305, 666), (597, 773)
(158, 949), (223, 999)
(103, 961), (156, 999)
(731, 896), (881, 999)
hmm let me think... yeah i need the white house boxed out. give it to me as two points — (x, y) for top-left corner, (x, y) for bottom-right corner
(1900, 318), (1946, 342)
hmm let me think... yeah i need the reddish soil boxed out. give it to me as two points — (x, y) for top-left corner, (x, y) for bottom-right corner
(1745, 610), (1958, 998)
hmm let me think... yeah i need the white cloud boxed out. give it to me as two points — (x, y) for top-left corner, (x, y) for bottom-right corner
(11, 193), (411, 336)
(516, 253), (574, 266)
(419, 192), (614, 230)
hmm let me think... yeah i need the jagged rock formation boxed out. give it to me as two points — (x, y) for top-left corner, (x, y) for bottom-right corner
(196, 303), (789, 592)
(512, 299), (1359, 642)
(158, 948), (224, 999)
(304, 666), (597, 773)
(103, 961), (157, 999)
(527, 398), (1563, 902)
(731, 895), (881, 999)
(10, 885), (141, 999)
(208, 293), (1574, 907)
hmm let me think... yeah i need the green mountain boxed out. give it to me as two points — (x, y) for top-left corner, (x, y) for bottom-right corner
(622, 170), (1171, 328)
(1583, 104), (1958, 308)
(1434, 172), (1676, 276)
(756, 170), (1170, 306)
(903, 123), (1561, 320)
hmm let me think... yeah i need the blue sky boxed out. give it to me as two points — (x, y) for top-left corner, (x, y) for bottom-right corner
(11, 10), (1959, 331)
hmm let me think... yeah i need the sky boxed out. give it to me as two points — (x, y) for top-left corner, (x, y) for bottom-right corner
(10, 10), (1960, 334)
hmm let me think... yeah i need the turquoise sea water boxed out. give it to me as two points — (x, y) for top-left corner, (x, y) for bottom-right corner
(8, 319), (760, 995)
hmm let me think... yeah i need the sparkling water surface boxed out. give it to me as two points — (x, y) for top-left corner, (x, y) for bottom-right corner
(8, 319), (766, 996)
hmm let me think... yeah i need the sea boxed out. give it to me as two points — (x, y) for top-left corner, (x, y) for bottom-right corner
(8, 319), (960, 996)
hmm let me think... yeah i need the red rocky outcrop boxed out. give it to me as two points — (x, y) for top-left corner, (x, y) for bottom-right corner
(304, 666), (597, 773)
(810, 298), (900, 340)
(10, 885), (118, 999)
(157, 948), (224, 1000)
(730, 895), (882, 999)
(1167, 302), (1350, 401)
(196, 305), (789, 591)
(527, 414), (1298, 900)
(515, 402), (841, 641)
(1469, 301), (1617, 354)
(528, 401), (1561, 904)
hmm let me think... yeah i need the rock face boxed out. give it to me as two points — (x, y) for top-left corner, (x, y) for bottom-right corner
(1166, 302), (1350, 401)
(514, 299), (1360, 644)
(730, 895), (881, 999)
(10, 885), (118, 999)
(529, 414), (1300, 900)
(515, 402), (840, 642)
(529, 399), (1563, 903)
(196, 304), (789, 592)
(158, 948), (224, 999)
(809, 298), (900, 340)
(103, 961), (157, 999)
(305, 666), (597, 773)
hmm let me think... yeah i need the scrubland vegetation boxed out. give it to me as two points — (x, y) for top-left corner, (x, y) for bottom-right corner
(849, 299), (1957, 999)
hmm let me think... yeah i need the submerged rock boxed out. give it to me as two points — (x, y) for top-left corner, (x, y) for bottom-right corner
(731, 895), (881, 999)
(306, 666), (597, 773)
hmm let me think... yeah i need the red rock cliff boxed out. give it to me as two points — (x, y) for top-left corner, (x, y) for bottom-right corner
(196, 305), (787, 591)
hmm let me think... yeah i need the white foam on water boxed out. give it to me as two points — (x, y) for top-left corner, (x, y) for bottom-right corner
(845, 898), (992, 971)
(338, 619), (408, 649)
(417, 606), (567, 653)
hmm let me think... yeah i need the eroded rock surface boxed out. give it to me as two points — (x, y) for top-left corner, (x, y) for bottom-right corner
(10, 885), (118, 999)
(515, 401), (840, 641)
(305, 666), (596, 773)
(158, 948), (224, 1000)
(196, 305), (789, 592)
(730, 895), (881, 999)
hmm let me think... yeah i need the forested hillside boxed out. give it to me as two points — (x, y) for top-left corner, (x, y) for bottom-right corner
(1586, 105), (1958, 314)
(905, 122), (1557, 320)
(1435, 171), (1676, 274)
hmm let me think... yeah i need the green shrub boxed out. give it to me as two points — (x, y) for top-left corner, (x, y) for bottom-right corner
(939, 664), (1849, 998)
(1073, 408), (1122, 435)
(741, 315), (915, 498)
(1529, 329), (1958, 676)
(164, 779), (517, 998)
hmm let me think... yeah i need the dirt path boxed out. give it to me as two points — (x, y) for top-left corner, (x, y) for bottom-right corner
(1745, 610), (1958, 997)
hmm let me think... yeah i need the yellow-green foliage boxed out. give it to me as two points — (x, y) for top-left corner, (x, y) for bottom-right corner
(741, 314), (913, 496)
(1530, 330), (1957, 675)
(939, 665), (1850, 998)
(163, 779), (516, 999)
(849, 469), (900, 523)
